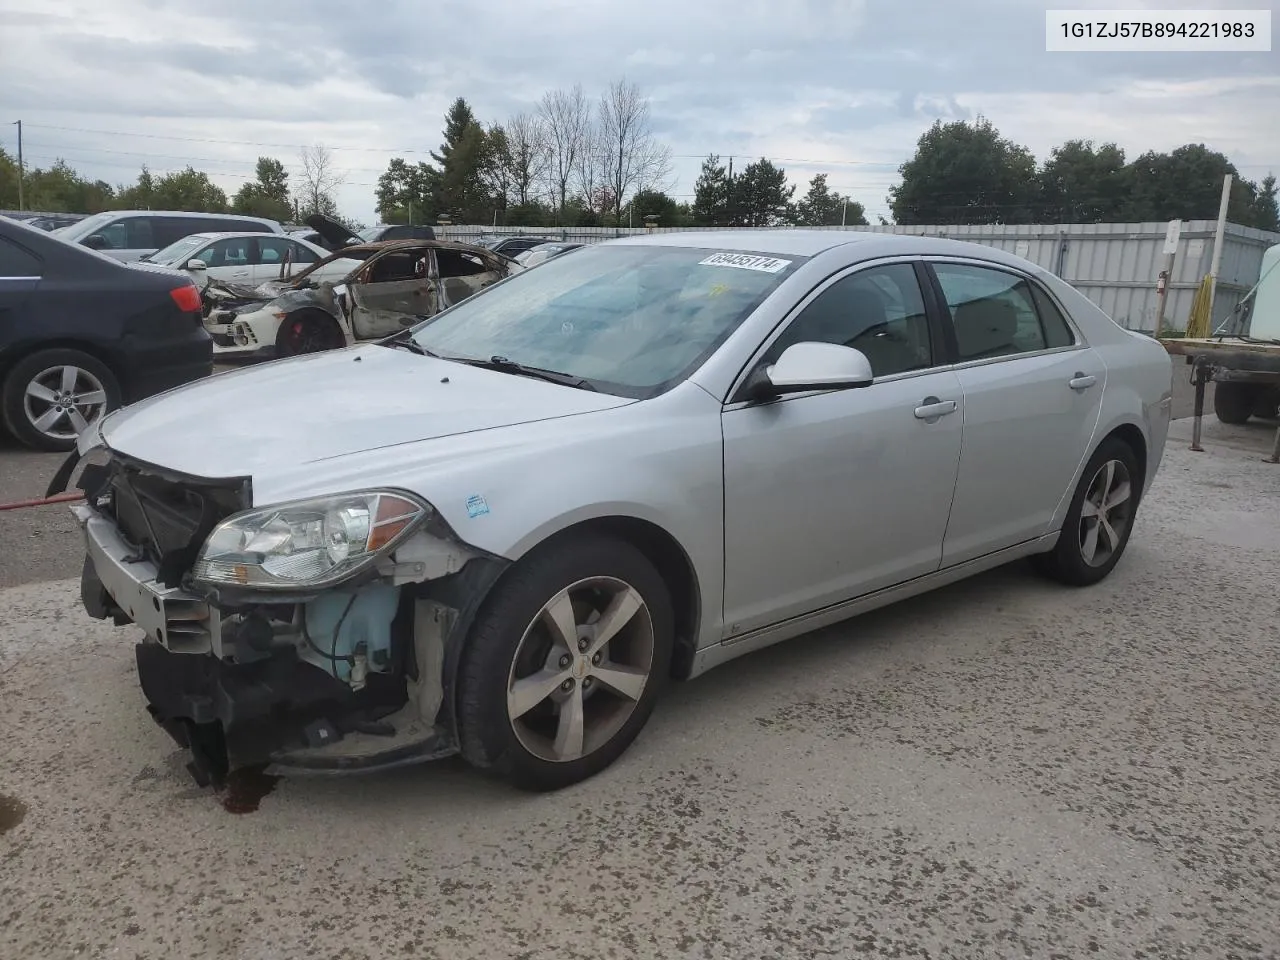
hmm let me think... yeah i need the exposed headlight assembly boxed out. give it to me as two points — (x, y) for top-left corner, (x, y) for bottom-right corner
(193, 490), (429, 590)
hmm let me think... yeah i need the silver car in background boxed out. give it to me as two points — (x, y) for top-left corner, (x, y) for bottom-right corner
(67, 230), (1173, 791)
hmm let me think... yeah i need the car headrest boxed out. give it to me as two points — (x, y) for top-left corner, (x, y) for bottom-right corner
(954, 297), (1017, 358)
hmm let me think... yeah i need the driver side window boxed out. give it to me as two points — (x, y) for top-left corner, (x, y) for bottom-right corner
(766, 262), (933, 378)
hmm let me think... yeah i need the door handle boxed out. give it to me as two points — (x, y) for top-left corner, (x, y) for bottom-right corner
(1069, 373), (1097, 391)
(914, 397), (958, 420)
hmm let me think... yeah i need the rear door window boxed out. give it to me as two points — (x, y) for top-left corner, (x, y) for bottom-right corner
(436, 249), (492, 278)
(150, 217), (198, 248)
(931, 262), (1050, 361)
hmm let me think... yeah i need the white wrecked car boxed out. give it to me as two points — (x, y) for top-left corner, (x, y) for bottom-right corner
(202, 239), (519, 359)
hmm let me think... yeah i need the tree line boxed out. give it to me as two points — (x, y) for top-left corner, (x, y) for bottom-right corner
(372, 81), (869, 229)
(0, 145), (359, 229)
(890, 116), (1278, 231)
(1, 102), (1275, 233)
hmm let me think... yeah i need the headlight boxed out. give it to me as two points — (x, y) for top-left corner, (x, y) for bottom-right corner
(193, 490), (428, 590)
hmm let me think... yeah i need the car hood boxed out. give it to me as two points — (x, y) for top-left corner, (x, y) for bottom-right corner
(98, 345), (634, 480)
(305, 213), (361, 249)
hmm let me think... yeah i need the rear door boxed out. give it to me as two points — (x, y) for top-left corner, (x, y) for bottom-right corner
(926, 259), (1106, 566)
(252, 236), (307, 283)
(348, 249), (434, 339)
(0, 234), (43, 326)
(434, 248), (505, 309)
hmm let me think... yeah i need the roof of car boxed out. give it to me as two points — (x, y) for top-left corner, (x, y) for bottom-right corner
(608, 228), (1041, 270)
(172, 231), (271, 241)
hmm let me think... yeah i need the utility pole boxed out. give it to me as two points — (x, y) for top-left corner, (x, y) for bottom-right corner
(12, 120), (24, 211)
(841, 199), (848, 227)
(1206, 173), (1232, 328)
(726, 156), (734, 226)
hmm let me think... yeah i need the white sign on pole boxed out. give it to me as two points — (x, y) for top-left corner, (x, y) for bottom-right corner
(1162, 219), (1182, 255)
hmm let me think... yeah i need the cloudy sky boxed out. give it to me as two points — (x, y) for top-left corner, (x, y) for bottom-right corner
(0, 0), (1275, 225)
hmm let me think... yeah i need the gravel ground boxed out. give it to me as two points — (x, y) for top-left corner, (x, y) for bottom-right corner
(2, 413), (1279, 959)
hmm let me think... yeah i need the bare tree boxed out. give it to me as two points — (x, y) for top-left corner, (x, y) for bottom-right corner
(538, 84), (590, 214)
(296, 143), (344, 218)
(598, 78), (673, 221)
(575, 119), (607, 215)
(503, 112), (549, 206)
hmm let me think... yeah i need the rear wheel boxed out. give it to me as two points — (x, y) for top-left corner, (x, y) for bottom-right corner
(275, 310), (346, 357)
(1252, 387), (1280, 420)
(457, 535), (674, 791)
(1032, 437), (1141, 586)
(1, 348), (121, 452)
(1213, 381), (1256, 424)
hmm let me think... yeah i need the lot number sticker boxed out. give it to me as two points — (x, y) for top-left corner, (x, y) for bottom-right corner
(698, 252), (792, 273)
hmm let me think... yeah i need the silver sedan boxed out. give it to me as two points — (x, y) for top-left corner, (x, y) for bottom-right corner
(70, 230), (1173, 791)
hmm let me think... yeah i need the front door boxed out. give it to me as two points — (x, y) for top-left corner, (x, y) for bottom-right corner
(721, 260), (964, 637)
(927, 260), (1106, 566)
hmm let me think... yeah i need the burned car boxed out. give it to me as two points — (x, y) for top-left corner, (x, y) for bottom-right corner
(202, 239), (518, 358)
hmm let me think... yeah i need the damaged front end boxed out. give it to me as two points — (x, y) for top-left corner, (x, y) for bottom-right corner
(68, 449), (507, 787)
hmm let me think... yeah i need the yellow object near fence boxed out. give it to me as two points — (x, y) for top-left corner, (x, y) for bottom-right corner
(1184, 275), (1214, 339)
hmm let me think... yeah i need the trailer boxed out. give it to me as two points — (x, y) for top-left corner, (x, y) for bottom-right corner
(1158, 242), (1280, 459)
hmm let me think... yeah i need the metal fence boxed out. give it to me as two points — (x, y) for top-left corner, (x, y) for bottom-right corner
(437, 220), (1280, 334)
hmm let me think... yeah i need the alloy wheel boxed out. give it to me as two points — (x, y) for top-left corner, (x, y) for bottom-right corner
(1079, 458), (1132, 567)
(506, 576), (655, 763)
(22, 365), (108, 442)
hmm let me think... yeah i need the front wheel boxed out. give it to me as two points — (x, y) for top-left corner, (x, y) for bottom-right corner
(457, 535), (674, 791)
(1032, 437), (1141, 586)
(274, 310), (346, 357)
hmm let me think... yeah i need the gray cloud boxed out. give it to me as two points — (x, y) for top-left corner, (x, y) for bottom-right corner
(1, 0), (1273, 223)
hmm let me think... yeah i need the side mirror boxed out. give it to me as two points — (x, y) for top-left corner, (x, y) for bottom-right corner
(745, 342), (875, 402)
(186, 259), (207, 271)
(83, 234), (108, 250)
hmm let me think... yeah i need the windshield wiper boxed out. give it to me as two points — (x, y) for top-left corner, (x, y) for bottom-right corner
(379, 331), (436, 356)
(454, 355), (598, 391)
(388, 339), (431, 356)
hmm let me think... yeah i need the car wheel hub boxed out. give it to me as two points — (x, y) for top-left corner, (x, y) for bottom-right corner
(1078, 458), (1133, 568)
(23, 365), (108, 441)
(506, 576), (654, 764)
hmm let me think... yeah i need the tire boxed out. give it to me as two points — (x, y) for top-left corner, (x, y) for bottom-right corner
(1213, 382), (1256, 425)
(274, 310), (346, 357)
(1, 348), (122, 452)
(1032, 436), (1142, 587)
(457, 534), (674, 791)
(1252, 388), (1280, 420)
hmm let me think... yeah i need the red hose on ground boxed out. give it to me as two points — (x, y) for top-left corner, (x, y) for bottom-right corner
(0, 492), (85, 512)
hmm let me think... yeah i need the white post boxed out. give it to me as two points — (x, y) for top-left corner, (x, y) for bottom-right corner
(841, 199), (847, 227)
(1206, 173), (1232, 327)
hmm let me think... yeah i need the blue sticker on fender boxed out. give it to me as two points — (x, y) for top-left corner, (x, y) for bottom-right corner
(466, 494), (490, 518)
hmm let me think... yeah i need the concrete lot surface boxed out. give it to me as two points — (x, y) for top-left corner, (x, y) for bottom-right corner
(3, 375), (1280, 959)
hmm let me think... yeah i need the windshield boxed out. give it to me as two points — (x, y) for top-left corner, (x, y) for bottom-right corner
(56, 211), (115, 242)
(147, 234), (212, 265)
(410, 244), (803, 397)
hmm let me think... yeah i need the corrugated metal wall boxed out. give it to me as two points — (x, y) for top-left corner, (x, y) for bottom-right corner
(439, 220), (1280, 333)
